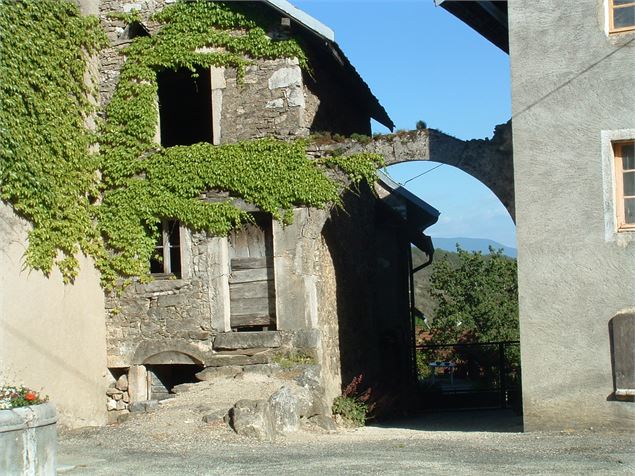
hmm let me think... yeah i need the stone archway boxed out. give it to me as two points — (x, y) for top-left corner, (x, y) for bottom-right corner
(334, 121), (515, 221)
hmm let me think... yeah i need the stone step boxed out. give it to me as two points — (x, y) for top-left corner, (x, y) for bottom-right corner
(213, 331), (282, 350)
(205, 349), (273, 367)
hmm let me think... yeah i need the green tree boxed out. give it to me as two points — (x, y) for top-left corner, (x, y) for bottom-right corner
(429, 246), (519, 344)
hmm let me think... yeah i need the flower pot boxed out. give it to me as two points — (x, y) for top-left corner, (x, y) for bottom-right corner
(0, 403), (57, 475)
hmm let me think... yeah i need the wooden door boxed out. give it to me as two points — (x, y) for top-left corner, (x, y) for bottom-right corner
(228, 213), (276, 330)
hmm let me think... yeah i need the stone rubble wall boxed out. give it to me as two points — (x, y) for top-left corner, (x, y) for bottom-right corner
(105, 231), (215, 367)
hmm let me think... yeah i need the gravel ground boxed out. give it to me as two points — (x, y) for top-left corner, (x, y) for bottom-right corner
(58, 376), (635, 475)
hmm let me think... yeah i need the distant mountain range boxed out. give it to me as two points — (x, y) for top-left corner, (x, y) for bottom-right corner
(432, 237), (517, 258)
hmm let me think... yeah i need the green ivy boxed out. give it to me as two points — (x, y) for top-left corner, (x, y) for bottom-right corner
(323, 153), (384, 188)
(0, 0), (107, 282)
(1, 0), (383, 289)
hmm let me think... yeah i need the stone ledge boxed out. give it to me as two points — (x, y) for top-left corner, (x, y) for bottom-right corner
(213, 331), (282, 350)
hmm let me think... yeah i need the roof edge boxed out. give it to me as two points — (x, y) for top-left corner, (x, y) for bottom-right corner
(263, 0), (335, 41)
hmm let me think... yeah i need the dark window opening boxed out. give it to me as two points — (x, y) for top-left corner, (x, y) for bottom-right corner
(150, 220), (181, 278)
(146, 364), (202, 400)
(121, 20), (150, 40)
(157, 67), (213, 147)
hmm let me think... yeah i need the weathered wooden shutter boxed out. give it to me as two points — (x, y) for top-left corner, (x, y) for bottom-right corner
(228, 214), (276, 330)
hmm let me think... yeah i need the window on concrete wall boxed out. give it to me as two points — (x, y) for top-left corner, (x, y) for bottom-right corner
(157, 67), (213, 147)
(609, 0), (635, 33)
(613, 140), (635, 230)
(150, 220), (182, 278)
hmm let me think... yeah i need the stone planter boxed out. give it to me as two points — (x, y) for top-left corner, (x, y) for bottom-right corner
(0, 403), (57, 475)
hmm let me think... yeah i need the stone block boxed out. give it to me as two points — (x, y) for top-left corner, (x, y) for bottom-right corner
(196, 366), (243, 381)
(188, 330), (211, 340)
(287, 87), (305, 108)
(268, 67), (302, 89)
(213, 331), (282, 350)
(290, 329), (321, 349)
(242, 364), (279, 377)
(227, 400), (274, 441)
(295, 364), (322, 390)
(202, 410), (228, 424)
(115, 373), (129, 391)
(128, 400), (159, 413)
(265, 98), (284, 109)
(128, 365), (148, 403)
(205, 352), (270, 367)
(307, 415), (337, 432)
(106, 387), (123, 397)
(157, 294), (186, 307)
(269, 386), (301, 433)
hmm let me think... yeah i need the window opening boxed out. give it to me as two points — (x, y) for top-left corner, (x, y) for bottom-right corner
(150, 220), (182, 277)
(614, 141), (635, 230)
(609, 0), (635, 33)
(157, 67), (213, 147)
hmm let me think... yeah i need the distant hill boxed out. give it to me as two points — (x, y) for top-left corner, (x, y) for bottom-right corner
(432, 237), (517, 258)
(410, 244), (517, 325)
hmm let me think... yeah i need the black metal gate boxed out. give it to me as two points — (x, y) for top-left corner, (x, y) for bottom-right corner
(415, 341), (522, 412)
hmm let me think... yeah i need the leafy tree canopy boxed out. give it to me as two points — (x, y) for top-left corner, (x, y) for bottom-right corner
(428, 246), (519, 344)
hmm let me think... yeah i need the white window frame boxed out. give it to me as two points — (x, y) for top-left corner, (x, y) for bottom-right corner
(613, 140), (635, 231)
(601, 129), (635, 243)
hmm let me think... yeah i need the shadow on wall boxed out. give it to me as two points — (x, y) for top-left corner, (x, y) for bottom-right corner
(321, 186), (415, 416)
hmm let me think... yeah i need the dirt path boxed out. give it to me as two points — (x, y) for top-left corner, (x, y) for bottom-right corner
(58, 376), (635, 475)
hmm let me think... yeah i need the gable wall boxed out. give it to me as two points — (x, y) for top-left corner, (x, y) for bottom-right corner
(509, 0), (635, 431)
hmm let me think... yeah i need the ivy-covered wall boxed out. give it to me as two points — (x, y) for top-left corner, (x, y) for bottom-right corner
(1, 0), (382, 290)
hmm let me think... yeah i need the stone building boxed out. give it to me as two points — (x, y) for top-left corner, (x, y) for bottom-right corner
(93, 0), (440, 420)
(437, 0), (635, 431)
(2, 0), (441, 427)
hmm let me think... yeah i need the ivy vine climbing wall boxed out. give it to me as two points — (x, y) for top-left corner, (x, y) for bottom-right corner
(0, 0), (383, 289)
(0, 0), (107, 282)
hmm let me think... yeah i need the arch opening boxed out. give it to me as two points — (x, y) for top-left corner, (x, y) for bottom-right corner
(142, 351), (204, 399)
(384, 160), (521, 414)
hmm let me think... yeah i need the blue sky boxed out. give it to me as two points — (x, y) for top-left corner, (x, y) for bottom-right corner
(293, 0), (517, 247)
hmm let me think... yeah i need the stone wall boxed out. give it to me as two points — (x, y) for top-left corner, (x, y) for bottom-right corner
(96, 0), (411, 414)
(106, 230), (220, 367)
(97, 0), (371, 138)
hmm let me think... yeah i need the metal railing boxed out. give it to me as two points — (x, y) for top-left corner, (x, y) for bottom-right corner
(415, 341), (522, 411)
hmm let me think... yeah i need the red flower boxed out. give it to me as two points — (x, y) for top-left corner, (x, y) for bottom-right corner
(25, 391), (37, 401)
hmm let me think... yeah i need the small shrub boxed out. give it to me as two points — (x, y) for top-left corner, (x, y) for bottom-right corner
(332, 395), (368, 426)
(332, 374), (375, 426)
(272, 351), (315, 369)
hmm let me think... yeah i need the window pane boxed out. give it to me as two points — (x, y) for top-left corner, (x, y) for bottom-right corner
(150, 249), (164, 273)
(625, 198), (635, 224)
(614, 1), (634, 6)
(167, 221), (181, 277)
(614, 6), (635, 29)
(622, 143), (635, 170)
(624, 171), (635, 196)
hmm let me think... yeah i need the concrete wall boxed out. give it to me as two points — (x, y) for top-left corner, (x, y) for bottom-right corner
(508, 0), (635, 430)
(0, 203), (108, 428)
